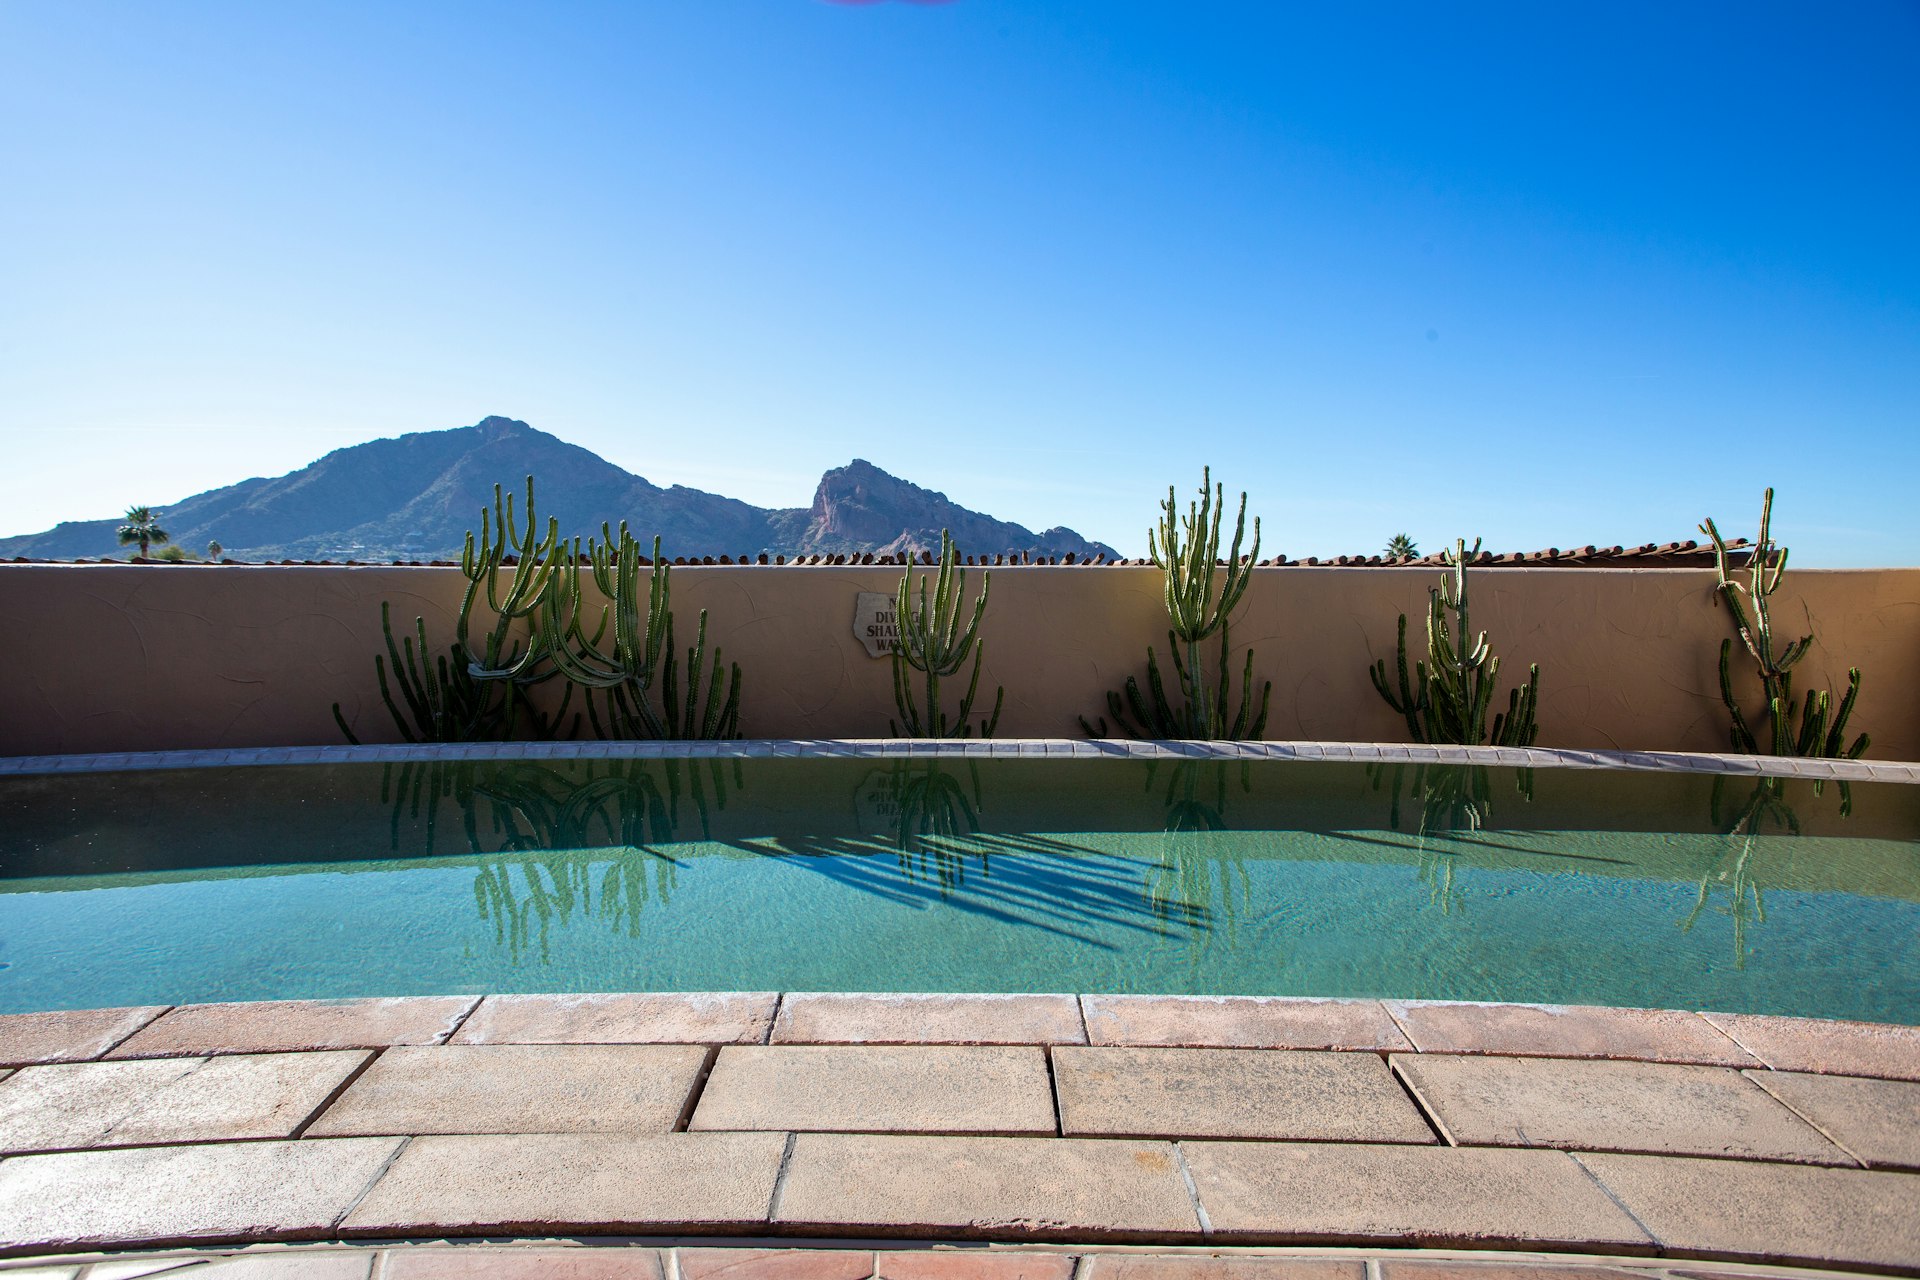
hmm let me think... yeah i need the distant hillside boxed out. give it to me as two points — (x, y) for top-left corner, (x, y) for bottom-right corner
(0, 416), (1119, 563)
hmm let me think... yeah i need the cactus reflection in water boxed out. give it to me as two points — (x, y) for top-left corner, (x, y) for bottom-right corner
(1368, 762), (1536, 914)
(882, 759), (992, 890)
(1686, 774), (1856, 970)
(1700, 489), (1867, 760)
(379, 756), (740, 962)
(1142, 760), (1253, 931)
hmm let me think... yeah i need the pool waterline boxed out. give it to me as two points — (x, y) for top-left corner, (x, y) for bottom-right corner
(2, 744), (1916, 1022)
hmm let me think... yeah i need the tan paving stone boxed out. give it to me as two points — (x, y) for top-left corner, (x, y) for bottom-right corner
(772, 994), (1085, 1045)
(877, 1252), (1077, 1280)
(0, 1057), (202, 1153)
(1081, 1257), (1361, 1280)
(453, 993), (778, 1046)
(196, 1255), (374, 1277)
(0, 1137), (403, 1252)
(1700, 1012), (1920, 1081)
(1577, 1151), (1920, 1270)
(0, 1051), (369, 1154)
(108, 998), (477, 1059)
(1182, 1142), (1652, 1248)
(305, 1044), (707, 1136)
(1082, 997), (1409, 1051)
(680, 1248), (874, 1280)
(0, 1006), (167, 1066)
(1375, 1267), (1647, 1280)
(1743, 1070), (1920, 1170)
(690, 1046), (1055, 1134)
(68, 1258), (204, 1280)
(774, 1133), (1201, 1239)
(107, 1051), (371, 1147)
(1054, 1047), (1433, 1142)
(69, 1261), (196, 1280)
(1393, 1054), (1849, 1164)
(385, 1245), (663, 1278)
(340, 1132), (785, 1234)
(1383, 1002), (1754, 1066)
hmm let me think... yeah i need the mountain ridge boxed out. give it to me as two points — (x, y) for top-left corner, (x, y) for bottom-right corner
(0, 416), (1119, 563)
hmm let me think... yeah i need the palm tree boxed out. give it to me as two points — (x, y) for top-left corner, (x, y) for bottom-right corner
(1385, 533), (1418, 560)
(117, 506), (170, 559)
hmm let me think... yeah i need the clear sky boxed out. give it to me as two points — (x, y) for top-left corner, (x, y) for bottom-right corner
(3, 1), (1915, 562)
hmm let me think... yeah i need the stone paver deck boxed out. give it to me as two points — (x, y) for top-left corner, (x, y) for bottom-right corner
(0, 993), (1916, 1274)
(0, 1243), (1903, 1280)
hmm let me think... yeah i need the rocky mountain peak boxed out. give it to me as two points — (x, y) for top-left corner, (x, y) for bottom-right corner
(0, 418), (1118, 563)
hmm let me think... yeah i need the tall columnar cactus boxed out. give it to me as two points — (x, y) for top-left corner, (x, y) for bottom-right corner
(544, 523), (742, 740)
(1370, 538), (1540, 747)
(332, 601), (512, 744)
(1084, 468), (1271, 739)
(460, 479), (566, 687)
(890, 530), (1003, 738)
(336, 475), (743, 744)
(333, 478), (571, 744)
(1700, 490), (1867, 760)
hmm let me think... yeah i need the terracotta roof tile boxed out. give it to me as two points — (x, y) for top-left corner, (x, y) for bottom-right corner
(4, 539), (1751, 569)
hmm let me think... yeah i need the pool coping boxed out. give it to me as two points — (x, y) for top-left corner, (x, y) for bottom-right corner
(1, 993), (1917, 1272)
(2, 737), (1915, 782)
(0, 1239), (1897, 1280)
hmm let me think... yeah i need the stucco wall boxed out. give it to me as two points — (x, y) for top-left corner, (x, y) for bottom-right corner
(1, 563), (1915, 759)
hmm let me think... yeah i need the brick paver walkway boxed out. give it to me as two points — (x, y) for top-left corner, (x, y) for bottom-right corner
(0, 994), (1916, 1273)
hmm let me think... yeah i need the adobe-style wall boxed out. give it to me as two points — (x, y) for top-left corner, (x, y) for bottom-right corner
(1, 563), (1915, 759)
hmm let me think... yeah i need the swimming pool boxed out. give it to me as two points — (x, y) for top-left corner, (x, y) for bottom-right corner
(2, 746), (1915, 1021)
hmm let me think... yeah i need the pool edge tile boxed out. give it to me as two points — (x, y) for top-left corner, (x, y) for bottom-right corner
(771, 994), (1087, 1046)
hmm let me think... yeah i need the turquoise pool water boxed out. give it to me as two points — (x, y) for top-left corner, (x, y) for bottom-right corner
(1, 755), (1915, 1021)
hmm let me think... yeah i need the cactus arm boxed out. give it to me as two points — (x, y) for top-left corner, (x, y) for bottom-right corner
(1248, 676), (1272, 738)
(1367, 537), (1537, 748)
(699, 643), (729, 739)
(1093, 469), (1270, 739)
(1717, 639), (1757, 752)
(888, 530), (1004, 737)
(1826, 668), (1863, 757)
(951, 642), (982, 736)
(1129, 658), (1167, 736)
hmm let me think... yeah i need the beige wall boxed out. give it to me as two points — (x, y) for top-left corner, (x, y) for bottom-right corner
(2, 563), (1915, 760)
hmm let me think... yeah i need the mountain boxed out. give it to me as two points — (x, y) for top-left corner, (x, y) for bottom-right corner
(0, 416), (1119, 563)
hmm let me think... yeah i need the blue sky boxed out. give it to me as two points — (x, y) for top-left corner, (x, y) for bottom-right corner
(3, 1), (1915, 562)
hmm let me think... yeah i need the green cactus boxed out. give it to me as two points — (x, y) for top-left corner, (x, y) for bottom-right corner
(459, 478), (568, 691)
(890, 530), (1003, 738)
(335, 475), (744, 743)
(885, 759), (990, 890)
(332, 602), (512, 744)
(1700, 489), (1867, 759)
(1370, 538), (1540, 747)
(1083, 468), (1272, 739)
(544, 523), (742, 740)
(334, 477), (571, 744)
